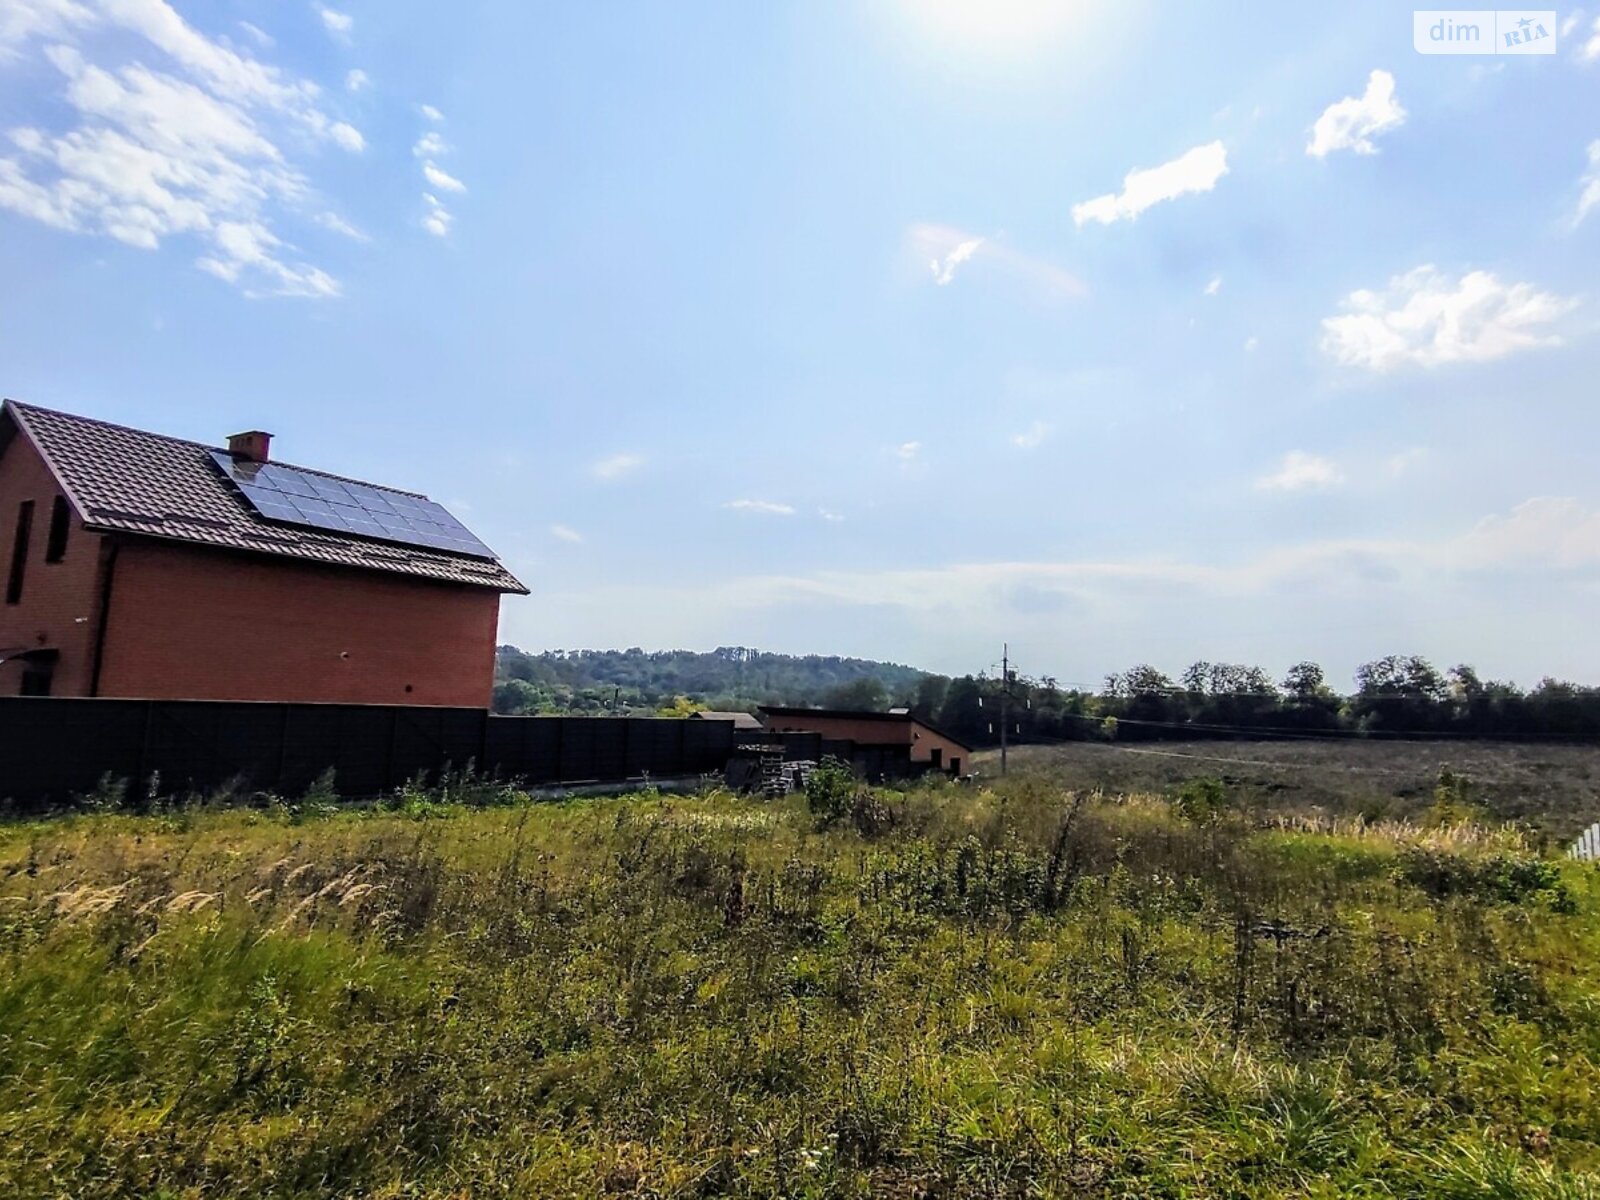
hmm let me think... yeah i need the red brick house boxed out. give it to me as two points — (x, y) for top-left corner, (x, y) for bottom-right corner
(0, 400), (526, 706)
(758, 705), (972, 775)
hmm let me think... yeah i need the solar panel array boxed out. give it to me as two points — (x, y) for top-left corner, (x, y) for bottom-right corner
(209, 450), (496, 560)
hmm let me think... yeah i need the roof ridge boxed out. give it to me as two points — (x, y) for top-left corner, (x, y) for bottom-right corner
(1, 398), (526, 593)
(7, 398), (430, 499)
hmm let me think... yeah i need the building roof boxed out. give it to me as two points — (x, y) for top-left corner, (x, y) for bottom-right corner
(757, 705), (973, 751)
(689, 710), (763, 729)
(1, 400), (527, 593)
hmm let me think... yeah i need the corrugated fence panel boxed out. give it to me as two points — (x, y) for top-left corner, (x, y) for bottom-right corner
(211, 704), (293, 792)
(0, 699), (918, 808)
(506, 718), (563, 784)
(141, 702), (225, 795)
(556, 717), (598, 782)
(344, 706), (411, 794)
(385, 706), (486, 790)
(626, 719), (679, 778)
(0, 698), (147, 798)
(685, 719), (735, 772)
(276, 705), (351, 795)
(590, 720), (629, 780)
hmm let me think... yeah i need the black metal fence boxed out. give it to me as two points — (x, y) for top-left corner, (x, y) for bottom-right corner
(0, 697), (751, 808)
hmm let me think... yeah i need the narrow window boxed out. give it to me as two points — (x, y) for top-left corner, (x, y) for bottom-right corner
(45, 496), (70, 564)
(19, 661), (53, 697)
(5, 500), (34, 605)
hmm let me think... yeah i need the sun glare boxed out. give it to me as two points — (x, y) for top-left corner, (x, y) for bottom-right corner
(897, 0), (1085, 55)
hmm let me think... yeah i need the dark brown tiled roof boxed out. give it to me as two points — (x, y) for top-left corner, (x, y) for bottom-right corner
(757, 705), (973, 751)
(2, 400), (527, 593)
(690, 710), (763, 729)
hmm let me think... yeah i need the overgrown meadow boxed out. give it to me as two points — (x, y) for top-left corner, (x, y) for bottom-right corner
(3, 767), (1599, 1198)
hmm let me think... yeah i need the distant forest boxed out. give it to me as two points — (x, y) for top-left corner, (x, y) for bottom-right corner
(493, 646), (926, 716)
(494, 647), (1600, 744)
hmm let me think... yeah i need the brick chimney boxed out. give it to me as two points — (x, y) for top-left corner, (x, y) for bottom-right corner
(227, 430), (273, 463)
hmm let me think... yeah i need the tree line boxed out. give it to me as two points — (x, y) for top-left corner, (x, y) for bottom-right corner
(492, 645), (925, 716)
(920, 656), (1600, 747)
(494, 646), (1599, 742)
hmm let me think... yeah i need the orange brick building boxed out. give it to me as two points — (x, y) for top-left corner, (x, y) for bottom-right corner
(0, 401), (526, 706)
(758, 705), (972, 775)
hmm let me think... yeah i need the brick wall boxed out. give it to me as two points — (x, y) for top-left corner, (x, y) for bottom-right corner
(0, 429), (103, 696)
(1, 429), (505, 706)
(98, 540), (503, 707)
(760, 712), (969, 769)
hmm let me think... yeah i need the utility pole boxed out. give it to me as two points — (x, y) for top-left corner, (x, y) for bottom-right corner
(982, 644), (1022, 777)
(1000, 643), (1010, 777)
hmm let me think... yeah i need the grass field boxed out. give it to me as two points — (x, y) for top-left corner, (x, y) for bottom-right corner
(4, 771), (1600, 1197)
(998, 739), (1600, 843)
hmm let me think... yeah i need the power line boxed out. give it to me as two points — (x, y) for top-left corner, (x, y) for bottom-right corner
(1049, 709), (1600, 743)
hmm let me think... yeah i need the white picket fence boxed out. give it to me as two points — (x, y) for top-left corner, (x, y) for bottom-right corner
(1568, 822), (1600, 862)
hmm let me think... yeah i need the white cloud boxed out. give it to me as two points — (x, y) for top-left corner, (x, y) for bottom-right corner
(421, 161), (465, 193)
(328, 120), (363, 152)
(313, 210), (365, 241)
(1578, 14), (1600, 60)
(590, 452), (643, 480)
(1574, 140), (1600, 227)
(1243, 336), (1259, 352)
(196, 219), (338, 297)
(237, 20), (272, 48)
(1072, 140), (1228, 226)
(421, 192), (451, 236)
(1256, 451), (1345, 493)
(345, 67), (367, 92)
(317, 7), (352, 38)
(910, 223), (1084, 298)
(1204, 275), (1221, 296)
(520, 496), (1600, 683)
(0, 0), (361, 296)
(818, 508), (844, 523)
(929, 235), (982, 285)
(1011, 420), (1049, 449)
(1561, 9), (1583, 38)
(549, 523), (584, 544)
(412, 116), (462, 233)
(1307, 69), (1405, 158)
(1387, 447), (1429, 476)
(725, 499), (796, 516)
(1320, 266), (1577, 372)
(413, 131), (448, 158)
(1462, 497), (1600, 569)
(894, 440), (921, 461)
(0, 0), (90, 48)
(533, 498), (1600, 632)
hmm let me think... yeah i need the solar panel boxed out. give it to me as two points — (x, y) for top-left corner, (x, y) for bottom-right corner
(209, 450), (496, 560)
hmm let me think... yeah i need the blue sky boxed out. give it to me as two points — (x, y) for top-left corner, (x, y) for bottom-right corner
(2, 1), (1598, 689)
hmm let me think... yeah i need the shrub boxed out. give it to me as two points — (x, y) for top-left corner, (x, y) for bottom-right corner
(1394, 847), (1574, 911)
(76, 772), (128, 814)
(1173, 776), (1230, 824)
(804, 756), (858, 827)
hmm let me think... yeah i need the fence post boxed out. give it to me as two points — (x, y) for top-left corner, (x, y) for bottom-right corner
(136, 701), (154, 795)
(275, 705), (291, 793)
(384, 707), (400, 793)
